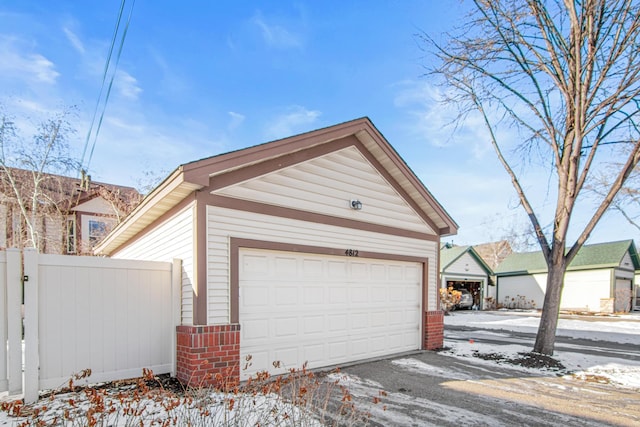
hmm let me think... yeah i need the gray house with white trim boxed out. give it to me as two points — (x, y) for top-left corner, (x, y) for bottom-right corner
(440, 245), (493, 309)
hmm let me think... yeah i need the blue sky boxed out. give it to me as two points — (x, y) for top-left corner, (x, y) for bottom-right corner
(0, 1), (635, 247)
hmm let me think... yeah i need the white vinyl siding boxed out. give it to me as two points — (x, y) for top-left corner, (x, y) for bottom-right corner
(500, 269), (615, 312)
(445, 252), (488, 278)
(113, 204), (195, 325)
(214, 146), (435, 235)
(207, 206), (438, 325)
(620, 251), (634, 270)
(498, 275), (546, 309)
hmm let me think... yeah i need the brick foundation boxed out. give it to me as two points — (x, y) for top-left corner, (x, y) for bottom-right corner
(424, 310), (444, 350)
(176, 324), (240, 388)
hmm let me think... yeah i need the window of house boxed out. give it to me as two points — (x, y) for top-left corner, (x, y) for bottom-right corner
(88, 219), (108, 245)
(66, 217), (76, 254)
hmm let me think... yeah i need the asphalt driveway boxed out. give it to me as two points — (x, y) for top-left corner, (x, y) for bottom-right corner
(321, 320), (640, 427)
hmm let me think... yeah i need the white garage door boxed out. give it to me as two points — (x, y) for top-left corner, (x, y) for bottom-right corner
(239, 248), (422, 379)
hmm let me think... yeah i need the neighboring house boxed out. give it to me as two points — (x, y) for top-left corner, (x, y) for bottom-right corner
(95, 118), (458, 384)
(0, 167), (140, 255)
(440, 245), (493, 309)
(494, 240), (639, 313)
(473, 240), (512, 271)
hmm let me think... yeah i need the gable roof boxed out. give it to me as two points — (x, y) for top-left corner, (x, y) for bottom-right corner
(0, 167), (139, 211)
(440, 245), (493, 274)
(494, 240), (640, 276)
(95, 117), (458, 255)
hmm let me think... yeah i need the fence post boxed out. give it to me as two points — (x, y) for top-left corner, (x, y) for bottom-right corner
(6, 248), (22, 396)
(23, 248), (39, 403)
(171, 259), (182, 377)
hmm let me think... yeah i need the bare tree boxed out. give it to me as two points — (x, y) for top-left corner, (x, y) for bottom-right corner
(588, 159), (640, 230)
(425, 0), (640, 354)
(0, 106), (79, 251)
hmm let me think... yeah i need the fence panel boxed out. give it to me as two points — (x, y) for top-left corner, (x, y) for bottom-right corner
(0, 251), (6, 393)
(30, 253), (174, 392)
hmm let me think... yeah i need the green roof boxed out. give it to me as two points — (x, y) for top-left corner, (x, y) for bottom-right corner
(440, 245), (493, 274)
(494, 240), (639, 275)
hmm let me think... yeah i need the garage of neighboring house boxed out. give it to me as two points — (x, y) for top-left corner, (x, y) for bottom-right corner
(440, 245), (493, 309)
(95, 118), (458, 384)
(495, 240), (639, 313)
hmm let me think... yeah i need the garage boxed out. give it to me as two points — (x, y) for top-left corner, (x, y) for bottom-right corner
(239, 248), (422, 378)
(96, 118), (458, 385)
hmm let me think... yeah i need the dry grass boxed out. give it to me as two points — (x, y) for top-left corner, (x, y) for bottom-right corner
(0, 363), (386, 426)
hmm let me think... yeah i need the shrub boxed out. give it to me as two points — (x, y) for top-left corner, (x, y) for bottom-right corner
(0, 363), (385, 426)
(439, 286), (461, 313)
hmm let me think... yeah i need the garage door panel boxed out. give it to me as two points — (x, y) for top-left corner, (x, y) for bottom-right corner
(328, 314), (348, 332)
(303, 344), (325, 364)
(351, 312), (368, 329)
(239, 249), (422, 379)
(275, 286), (298, 305)
(243, 319), (269, 340)
(243, 286), (269, 307)
(303, 315), (324, 334)
(275, 317), (298, 337)
(351, 338), (369, 356)
(274, 256), (297, 274)
(329, 341), (348, 359)
(242, 254), (270, 275)
(350, 286), (368, 303)
(350, 262), (368, 278)
(275, 347), (298, 367)
(303, 286), (324, 304)
(329, 287), (347, 303)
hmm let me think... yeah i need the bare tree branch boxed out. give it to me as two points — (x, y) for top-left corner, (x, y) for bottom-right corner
(425, 0), (640, 355)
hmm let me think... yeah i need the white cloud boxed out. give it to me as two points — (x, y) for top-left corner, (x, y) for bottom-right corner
(265, 106), (321, 140)
(0, 36), (59, 84)
(393, 80), (506, 159)
(252, 12), (303, 49)
(228, 111), (245, 130)
(115, 70), (142, 100)
(63, 26), (85, 54)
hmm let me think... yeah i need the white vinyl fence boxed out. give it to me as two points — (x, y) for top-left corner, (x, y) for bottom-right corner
(2, 249), (181, 402)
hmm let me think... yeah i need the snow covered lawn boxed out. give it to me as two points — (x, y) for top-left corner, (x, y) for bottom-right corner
(1, 311), (638, 426)
(443, 310), (640, 389)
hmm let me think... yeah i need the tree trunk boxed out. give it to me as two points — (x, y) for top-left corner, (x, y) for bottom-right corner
(533, 260), (567, 355)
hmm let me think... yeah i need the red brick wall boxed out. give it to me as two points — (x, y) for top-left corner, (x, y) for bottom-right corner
(424, 310), (444, 350)
(176, 324), (240, 388)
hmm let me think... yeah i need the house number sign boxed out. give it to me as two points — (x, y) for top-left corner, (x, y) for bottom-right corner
(345, 249), (359, 257)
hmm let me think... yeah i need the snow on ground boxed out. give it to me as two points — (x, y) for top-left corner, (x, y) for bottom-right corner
(445, 310), (640, 344)
(442, 311), (640, 390)
(1, 311), (638, 425)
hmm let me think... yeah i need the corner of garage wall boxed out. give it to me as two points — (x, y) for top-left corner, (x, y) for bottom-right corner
(424, 310), (444, 350)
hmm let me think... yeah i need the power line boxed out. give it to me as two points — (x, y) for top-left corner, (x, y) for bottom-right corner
(79, 0), (136, 176)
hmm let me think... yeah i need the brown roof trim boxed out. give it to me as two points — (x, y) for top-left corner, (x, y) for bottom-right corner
(202, 133), (441, 236)
(205, 194), (439, 242)
(182, 118), (375, 185)
(97, 117), (457, 255)
(355, 123), (457, 234)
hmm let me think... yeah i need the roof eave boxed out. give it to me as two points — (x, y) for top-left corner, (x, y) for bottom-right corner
(94, 167), (203, 256)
